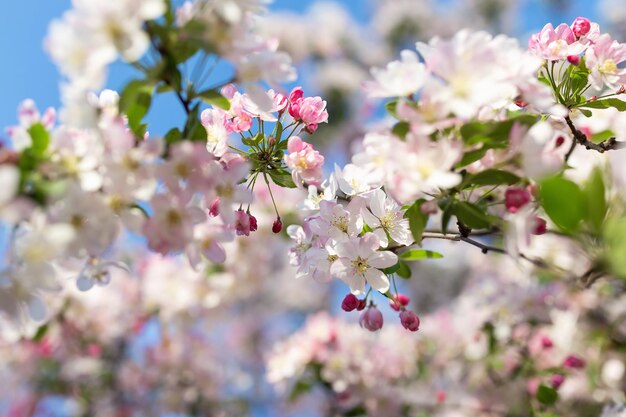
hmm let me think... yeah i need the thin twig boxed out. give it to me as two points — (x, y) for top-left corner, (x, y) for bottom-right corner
(564, 115), (626, 161)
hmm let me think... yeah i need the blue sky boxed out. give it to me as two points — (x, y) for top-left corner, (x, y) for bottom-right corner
(0, 0), (600, 135)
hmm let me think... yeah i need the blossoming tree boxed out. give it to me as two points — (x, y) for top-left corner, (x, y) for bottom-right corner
(1, 0), (626, 416)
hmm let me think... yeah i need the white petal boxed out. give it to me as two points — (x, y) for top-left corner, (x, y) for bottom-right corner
(369, 189), (386, 218)
(365, 268), (390, 293)
(368, 251), (398, 269)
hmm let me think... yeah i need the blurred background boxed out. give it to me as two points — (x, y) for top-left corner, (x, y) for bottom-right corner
(1, 1), (626, 417)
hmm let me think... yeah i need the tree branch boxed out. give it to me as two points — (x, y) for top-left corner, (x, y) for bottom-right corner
(564, 115), (626, 161)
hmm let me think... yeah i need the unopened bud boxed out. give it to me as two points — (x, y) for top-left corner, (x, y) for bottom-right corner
(571, 17), (591, 38)
(356, 299), (367, 311)
(359, 306), (383, 331)
(399, 310), (420, 332)
(555, 136), (566, 148)
(341, 294), (360, 312)
(209, 197), (220, 217)
(567, 55), (580, 66)
(305, 123), (318, 134)
(541, 335), (554, 349)
(551, 374), (565, 389)
(505, 187), (531, 213)
(272, 218), (282, 234)
(618, 85), (626, 95)
(563, 355), (586, 369)
(248, 213), (258, 232)
(532, 217), (547, 235)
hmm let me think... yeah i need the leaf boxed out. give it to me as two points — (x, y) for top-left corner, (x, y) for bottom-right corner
(460, 115), (537, 147)
(27, 123), (50, 157)
(119, 80), (153, 136)
(581, 98), (626, 111)
(391, 121), (410, 139)
(288, 380), (312, 402)
(400, 249), (443, 260)
(164, 127), (183, 146)
(539, 176), (587, 232)
(456, 147), (489, 168)
(584, 167), (606, 233)
(182, 103), (208, 141)
(385, 100), (399, 118)
(404, 199), (428, 243)
(536, 384), (558, 405)
(438, 197), (454, 233)
(196, 89), (230, 110)
(396, 261), (412, 279)
(268, 169), (297, 188)
(275, 121), (284, 142)
(242, 133), (264, 147)
(461, 169), (520, 188)
(382, 262), (400, 275)
(32, 323), (49, 342)
(452, 202), (491, 229)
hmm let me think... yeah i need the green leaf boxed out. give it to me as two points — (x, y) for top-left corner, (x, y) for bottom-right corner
(605, 218), (626, 280)
(536, 384), (558, 405)
(164, 127), (183, 146)
(579, 108), (593, 118)
(589, 129), (615, 144)
(583, 167), (606, 233)
(242, 133), (264, 147)
(400, 249), (443, 260)
(460, 115), (537, 147)
(288, 380), (312, 402)
(196, 89), (230, 110)
(27, 123), (50, 157)
(539, 176), (587, 232)
(268, 169), (297, 188)
(119, 80), (153, 136)
(581, 98), (626, 111)
(32, 323), (49, 342)
(182, 103), (207, 141)
(385, 100), (399, 118)
(382, 262), (400, 275)
(452, 201), (491, 229)
(456, 147), (489, 168)
(461, 169), (521, 188)
(275, 121), (284, 142)
(391, 121), (410, 139)
(396, 261), (412, 279)
(404, 199), (428, 243)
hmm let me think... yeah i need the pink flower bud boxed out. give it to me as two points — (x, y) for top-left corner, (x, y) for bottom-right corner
(209, 197), (220, 217)
(550, 374), (565, 389)
(571, 17), (591, 38)
(356, 299), (367, 311)
(248, 213), (258, 232)
(505, 187), (531, 213)
(87, 344), (102, 358)
(541, 335), (554, 349)
(563, 355), (586, 369)
(555, 136), (566, 148)
(235, 210), (251, 236)
(272, 218), (283, 234)
(359, 306), (384, 331)
(399, 310), (420, 332)
(396, 293), (410, 306)
(305, 123), (318, 134)
(567, 55), (580, 66)
(341, 294), (360, 312)
(532, 217), (547, 235)
(288, 86), (304, 103)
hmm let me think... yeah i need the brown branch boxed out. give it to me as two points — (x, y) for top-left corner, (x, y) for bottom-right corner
(564, 115), (626, 161)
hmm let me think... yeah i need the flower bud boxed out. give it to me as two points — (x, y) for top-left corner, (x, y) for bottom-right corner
(541, 335), (554, 349)
(571, 17), (591, 38)
(532, 217), (547, 235)
(563, 355), (586, 369)
(555, 136), (566, 148)
(399, 310), (420, 332)
(248, 213), (258, 232)
(272, 218), (283, 234)
(305, 123), (318, 134)
(505, 187), (531, 213)
(341, 294), (360, 312)
(567, 55), (580, 66)
(396, 293), (410, 306)
(359, 306), (384, 331)
(356, 299), (367, 311)
(550, 374), (565, 389)
(209, 197), (220, 217)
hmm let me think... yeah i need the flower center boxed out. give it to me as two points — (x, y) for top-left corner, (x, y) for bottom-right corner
(351, 256), (369, 274)
(380, 212), (394, 229)
(599, 59), (618, 75)
(330, 215), (349, 233)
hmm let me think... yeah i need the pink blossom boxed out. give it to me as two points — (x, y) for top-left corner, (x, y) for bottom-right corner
(564, 355), (586, 369)
(532, 217), (547, 235)
(551, 374), (566, 389)
(585, 34), (626, 90)
(290, 96), (328, 126)
(284, 136), (325, 186)
(359, 306), (384, 331)
(528, 23), (585, 61)
(571, 17), (591, 38)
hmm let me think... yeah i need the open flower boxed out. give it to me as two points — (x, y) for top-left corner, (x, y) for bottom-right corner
(330, 233), (397, 294)
(284, 136), (325, 186)
(586, 34), (626, 90)
(361, 188), (413, 247)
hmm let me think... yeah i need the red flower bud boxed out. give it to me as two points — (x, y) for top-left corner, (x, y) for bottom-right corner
(248, 214), (258, 232)
(532, 217), (547, 235)
(356, 299), (367, 311)
(272, 218), (282, 234)
(341, 294), (360, 312)
(505, 187), (531, 213)
(571, 17), (591, 38)
(563, 355), (586, 369)
(551, 374), (565, 389)
(541, 335), (554, 349)
(567, 55), (580, 66)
